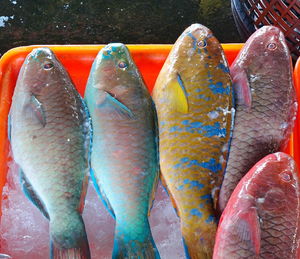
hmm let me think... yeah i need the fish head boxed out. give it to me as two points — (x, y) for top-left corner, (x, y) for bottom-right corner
(231, 26), (290, 75)
(21, 48), (67, 95)
(173, 23), (226, 69)
(90, 43), (142, 98)
(250, 152), (298, 213)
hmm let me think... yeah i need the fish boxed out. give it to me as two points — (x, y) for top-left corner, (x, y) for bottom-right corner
(9, 48), (91, 259)
(218, 26), (298, 212)
(213, 152), (300, 259)
(152, 24), (234, 259)
(84, 43), (160, 259)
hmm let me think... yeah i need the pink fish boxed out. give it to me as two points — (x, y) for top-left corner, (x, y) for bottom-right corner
(218, 26), (298, 212)
(214, 152), (300, 259)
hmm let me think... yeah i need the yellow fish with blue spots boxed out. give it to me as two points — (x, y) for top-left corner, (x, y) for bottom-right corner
(152, 24), (234, 259)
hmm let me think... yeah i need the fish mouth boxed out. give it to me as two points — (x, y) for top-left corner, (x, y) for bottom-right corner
(100, 43), (128, 59)
(183, 23), (212, 39)
(29, 48), (54, 62)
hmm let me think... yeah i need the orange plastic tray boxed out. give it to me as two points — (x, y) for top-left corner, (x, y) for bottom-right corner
(0, 44), (298, 212)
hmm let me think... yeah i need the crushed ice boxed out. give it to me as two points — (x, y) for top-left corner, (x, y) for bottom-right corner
(0, 162), (185, 259)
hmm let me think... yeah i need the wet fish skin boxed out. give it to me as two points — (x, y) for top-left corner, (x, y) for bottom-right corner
(84, 43), (160, 259)
(214, 152), (300, 259)
(9, 48), (91, 259)
(218, 26), (298, 212)
(152, 24), (234, 259)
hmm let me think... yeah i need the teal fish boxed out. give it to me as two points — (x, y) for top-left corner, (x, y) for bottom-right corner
(84, 43), (160, 259)
(9, 48), (91, 259)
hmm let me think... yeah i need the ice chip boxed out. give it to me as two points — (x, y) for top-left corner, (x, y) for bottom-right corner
(0, 163), (185, 258)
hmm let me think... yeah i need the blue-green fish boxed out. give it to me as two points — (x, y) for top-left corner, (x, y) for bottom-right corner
(84, 43), (160, 259)
(9, 48), (91, 259)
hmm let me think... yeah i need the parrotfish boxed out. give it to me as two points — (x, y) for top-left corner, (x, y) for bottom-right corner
(84, 43), (160, 259)
(218, 26), (298, 212)
(214, 152), (300, 259)
(152, 24), (234, 259)
(9, 48), (91, 259)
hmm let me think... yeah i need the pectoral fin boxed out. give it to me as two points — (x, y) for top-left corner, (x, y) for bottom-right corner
(165, 74), (189, 114)
(96, 91), (134, 120)
(230, 69), (251, 109)
(231, 207), (261, 256)
(23, 95), (46, 127)
(19, 168), (49, 219)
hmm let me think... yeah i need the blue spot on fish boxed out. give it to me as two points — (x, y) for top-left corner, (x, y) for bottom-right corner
(190, 121), (202, 128)
(183, 179), (189, 184)
(198, 158), (222, 173)
(170, 126), (182, 133)
(181, 120), (190, 125)
(202, 122), (227, 137)
(177, 157), (222, 174)
(201, 194), (213, 204)
(217, 63), (229, 73)
(189, 181), (204, 190)
(205, 215), (215, 223)
(181, 157), (189, 163)
(209, 81), (230, 95)
(174, 157), (190, 169)
(201, 194), (212, 200)
(186, 32), (198, 50)
(190, 208), (203, 218)
(198, 94), (211, 101)
(177, 185), (184, 190)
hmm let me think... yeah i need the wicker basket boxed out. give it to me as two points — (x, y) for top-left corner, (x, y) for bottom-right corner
(231, 0), (300, 62)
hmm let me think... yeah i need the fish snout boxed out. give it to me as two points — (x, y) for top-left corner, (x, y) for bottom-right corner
(29, 48), (54, 62)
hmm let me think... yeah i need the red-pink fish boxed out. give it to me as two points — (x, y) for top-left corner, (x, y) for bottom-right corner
(214, 152), (300, 259)
(218, 26), (298, 212)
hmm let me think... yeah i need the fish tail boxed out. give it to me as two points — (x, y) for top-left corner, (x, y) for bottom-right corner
(50, 213), (90, 259)
(112, 220), (160, 259)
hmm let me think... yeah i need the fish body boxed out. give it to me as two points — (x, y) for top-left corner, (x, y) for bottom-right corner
(218, 26), (298, 212)
(152, 24), (234, 258)
(9, 48), (91, 259)
(84, 43), (160, 259)
(214, 152), (300, 259)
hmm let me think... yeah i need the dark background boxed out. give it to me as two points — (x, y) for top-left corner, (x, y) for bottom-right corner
(0, 0), (241, 56)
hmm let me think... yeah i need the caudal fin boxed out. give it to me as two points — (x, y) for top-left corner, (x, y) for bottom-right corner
(50, 213), (90, 259)
(112, 221), (160, 259)
(52, 245), (90, 259)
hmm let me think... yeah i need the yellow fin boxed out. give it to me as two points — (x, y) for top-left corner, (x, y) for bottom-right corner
(166, 74), (189, 113)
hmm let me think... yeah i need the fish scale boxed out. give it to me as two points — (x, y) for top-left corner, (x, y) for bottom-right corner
(9, 48), (91, 258)
(214, 152), (300, 259)
(85, 43), (160, 258)
(153, 24), (234, 259)
(218, 26), (297, 212)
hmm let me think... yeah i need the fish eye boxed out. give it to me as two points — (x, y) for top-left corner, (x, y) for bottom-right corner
(43, 62), (54, 70)
(197, 40), (207, 48)
(279, 171), (292, 182)
(118, 61), (128, 70)
(267, 43), (277, 50)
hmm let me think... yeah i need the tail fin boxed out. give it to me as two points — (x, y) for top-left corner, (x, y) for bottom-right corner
(112, 221), (160, 259)
(50, 213), (90, 259)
